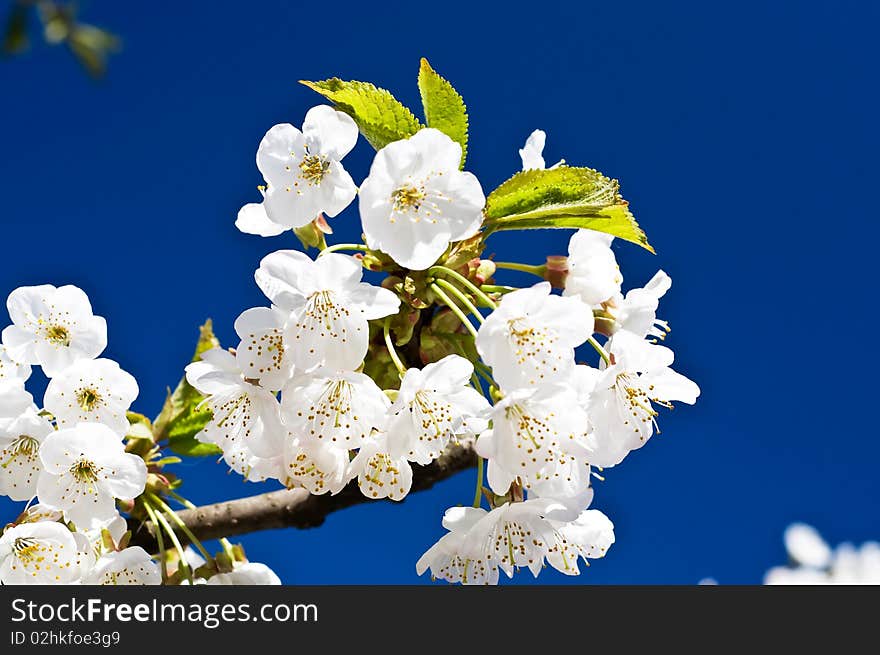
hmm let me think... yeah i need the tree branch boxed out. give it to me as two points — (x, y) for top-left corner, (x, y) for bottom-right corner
(130, 439), (477, 552)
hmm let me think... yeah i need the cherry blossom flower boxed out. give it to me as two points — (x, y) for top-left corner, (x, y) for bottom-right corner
(255, 250), (399, 371)
(359, 128), (485, 270)
(0, 408), (53, 501)
(416, 506), (498, 585)
(2, 284), (107, 377)
(475, 282), (593, 390)
(348, 432), (412, 501)
(417, 499), (614, 584)
(581, 331), (699, 467)
(519, 129), (547, 170)
(609, 270), (671, 340)
(43, 358), (139, 436)
(185, 348), (285, 459)
(476, 383), (592, 496)
(385, 355), (489, 465)
(206, 561), (281, 585)
(234, 306), (292, 391)
(564, 230), (622, 306)
(0, 521), (90, 584)
(37, 422), (147, 527)
(236, 105), (359, 234)
(281, 369), (389, 450)
(82, 546), (161, 585)
(284, 437), (351, 495)
(0, 344), (30, 385)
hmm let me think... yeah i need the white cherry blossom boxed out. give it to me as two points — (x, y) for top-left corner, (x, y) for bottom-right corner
(281, 369), (389, 450)
(0, 408), (53, 501)
(476, 282), (593, 390)
(564, 230), (622, 306)
(255, 250), (399, 371)
(348, 432), (413, 501)
(0, 382), (31, 421)
(476, 383), (592, 496)
(359, 128), (485, 270)
(207, 561), (281, 585)
(2, 284), (107, 377)
(385, 355), (489, 465)
(416, 506), (498, 585)
(417, 499), (615, 584)
(284, 437), (351, 495)
(82, 546), (161, 585)
(519, 129), (547, 170)
(43, 358), (139, 436)
(236, 105), (359, 234)
(234, 306), (292, 391)
(185, 348), (285, 459)
(0, 344), (30, 384)
(0, 521), (90, 584)
(582, 331), (699, 467)
(609, 270), (671, 340)
(37, 422), (147, 527)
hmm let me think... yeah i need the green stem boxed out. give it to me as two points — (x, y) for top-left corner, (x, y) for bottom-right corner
(321, 243), (369, 255)
(167, 490), (235, 556)
(430, 283), (479, 340)
(473, 362), (496, 387)
(473, 456), (485, 508)
(383, 317), (407, 375)
(428, 266), (498, 309)
(480, 284), (517, 295)
(148, 493), (211, 561)
(142, 502), (168, 583)
(148, 501), (192, 583)
(493, 261), (547, 277)
(587, 335), (611, 365)
(434, 278), (484, 323)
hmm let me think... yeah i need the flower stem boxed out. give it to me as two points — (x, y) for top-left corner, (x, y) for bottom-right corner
(320, 243), (369, 255)
(430, 283), (479, 340)
(428, 266), (498, 309)
(434, 278), (484, 324)
(383, 317), (407, 375)
(142, 502), (168, 583)
(149, 502), (193, 583)
(148, 493), (211, 561)
(587, 335), (611, 365)
(473, 456), (485, 508)
(493, 261), (547, 277)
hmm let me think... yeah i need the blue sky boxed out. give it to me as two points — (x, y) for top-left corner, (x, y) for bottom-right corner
(1, 0), (877, 584)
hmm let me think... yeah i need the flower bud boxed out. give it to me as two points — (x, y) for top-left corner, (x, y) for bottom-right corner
(544, 255), (569, 288)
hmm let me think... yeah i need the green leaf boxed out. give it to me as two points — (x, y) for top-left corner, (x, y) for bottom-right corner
(300, 78), (422, 150)
(3, 4), (30, 55)
(483, 166), (653, 252)
(417, 58), (468, 167)
(153, 320), (221, 456)
(168, 434), (222, 458)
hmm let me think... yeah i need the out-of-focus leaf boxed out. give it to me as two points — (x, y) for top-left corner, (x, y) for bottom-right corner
(3, 4), (30, 54)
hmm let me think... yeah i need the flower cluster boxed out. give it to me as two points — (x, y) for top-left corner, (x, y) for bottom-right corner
(0, 286), (280, 585)
(190, 91), (700, 584)
(0, 284), (157, 584)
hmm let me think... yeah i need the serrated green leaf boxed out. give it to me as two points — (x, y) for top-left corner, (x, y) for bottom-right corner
(483, 166), (653, 252)
(300, 78), (422, 150)
(417, 58), (468, 167)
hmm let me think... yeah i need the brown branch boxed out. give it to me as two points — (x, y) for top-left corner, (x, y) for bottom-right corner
(129, 439), (477, 552)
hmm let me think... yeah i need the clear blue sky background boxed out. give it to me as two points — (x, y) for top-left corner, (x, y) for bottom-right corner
(1, 1), (877, 584)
